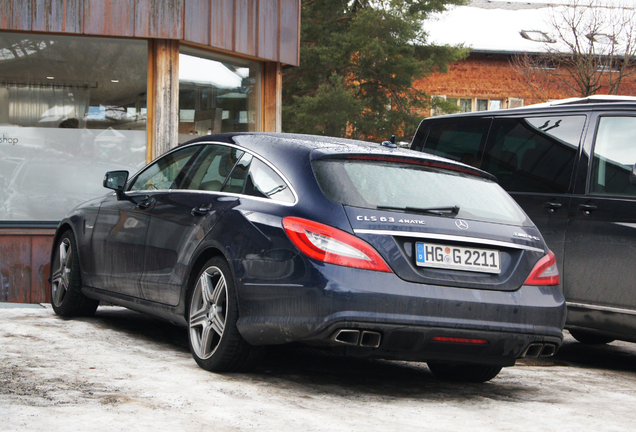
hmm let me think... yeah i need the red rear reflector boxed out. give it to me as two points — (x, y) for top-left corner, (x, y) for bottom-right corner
(524, 250), (559, 286)
(283, 216), (392, 273)
(431, 336), (489, 345)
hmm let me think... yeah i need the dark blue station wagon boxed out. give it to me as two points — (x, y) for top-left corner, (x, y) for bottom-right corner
(49, 133), (566, 382)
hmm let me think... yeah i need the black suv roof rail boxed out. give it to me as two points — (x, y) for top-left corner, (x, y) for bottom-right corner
(525, 95), (636, 108)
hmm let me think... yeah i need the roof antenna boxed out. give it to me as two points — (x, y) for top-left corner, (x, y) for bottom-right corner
(381, 135), (397, 148)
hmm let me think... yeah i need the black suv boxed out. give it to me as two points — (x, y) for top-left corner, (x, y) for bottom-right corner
(411, 96), (636, 345)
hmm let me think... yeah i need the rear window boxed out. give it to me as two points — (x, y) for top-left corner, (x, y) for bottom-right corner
(312, 158), (530, 226)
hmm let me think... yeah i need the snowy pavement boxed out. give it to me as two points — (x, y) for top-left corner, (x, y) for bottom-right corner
(1, 305), (635, 432)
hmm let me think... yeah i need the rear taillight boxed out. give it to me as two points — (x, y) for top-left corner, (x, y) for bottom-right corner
(524, 250), (559, 286)
(282, 216), (392, 273)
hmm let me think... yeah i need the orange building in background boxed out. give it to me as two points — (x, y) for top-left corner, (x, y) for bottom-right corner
(416, 0), (636, 116)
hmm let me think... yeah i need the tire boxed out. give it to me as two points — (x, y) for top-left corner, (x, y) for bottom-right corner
(187, 257), (265, 372)
(427, 362), (502, 383)
(50, 230), (99, 317)
(569, 329), (615, 345)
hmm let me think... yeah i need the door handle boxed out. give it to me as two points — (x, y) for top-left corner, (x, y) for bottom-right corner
(578, 203), (598, 215)
(543, 201), (562, 213)
(136, 196), (155, 210)
(191, 204), (213, 216)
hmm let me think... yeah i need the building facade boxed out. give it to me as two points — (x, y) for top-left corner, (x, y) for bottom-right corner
(0, 0), (300, 303)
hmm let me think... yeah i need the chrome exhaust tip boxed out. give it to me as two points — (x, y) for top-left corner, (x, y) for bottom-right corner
(522, 343), (544, 358)
(540, 343), (557, 357)
(332, 329), (360, 345)
(360, 331), (381, 348)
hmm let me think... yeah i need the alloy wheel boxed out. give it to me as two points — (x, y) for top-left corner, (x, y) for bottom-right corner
(189, 266), (228, 360)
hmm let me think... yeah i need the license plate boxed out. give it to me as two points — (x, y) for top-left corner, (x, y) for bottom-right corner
(415, 242), (501, 274)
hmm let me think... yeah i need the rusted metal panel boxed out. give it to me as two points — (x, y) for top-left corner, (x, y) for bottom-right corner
(235, 0), (257, 57)
(0, 0), (32, 30)
(151, 39), (180, 159)
(33, 0), (84, 33)
(0, 235), (32, 303)
(258, 0), (279, 61)
(1, 231), (55, 304)
(31, 235), (54, 303)
(210, 0), (234, 52)
(279, 0), (299, 66)
(135, 0), (184, 39)
(84, 0), (135, 37)
(183, 0), (210, 45)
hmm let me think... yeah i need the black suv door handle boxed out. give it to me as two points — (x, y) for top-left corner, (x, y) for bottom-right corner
(543, 201), (562, 213)
(191, 204), (213, 216)
(578, 203), (598, 215)
(136, 196), (155, 210)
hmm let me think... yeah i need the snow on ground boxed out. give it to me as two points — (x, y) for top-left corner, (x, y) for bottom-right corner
(1, 305), (635, 432)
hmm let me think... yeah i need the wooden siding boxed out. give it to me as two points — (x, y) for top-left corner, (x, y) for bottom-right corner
(151, 39), (180, 159)
(262, 61), (282, 132)
(0, 230), (54, 304)
(84, 0), (135, 37)
(33, 0), (84, 33)
(134, 0), (183, 39)
(211, 0), (235, 52)
(1, 0), (300, 66)
(0, 0), (33, 31)
(235, 0), (257, 57)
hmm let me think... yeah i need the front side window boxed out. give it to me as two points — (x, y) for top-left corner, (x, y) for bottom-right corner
(313, 158), (529, 225)
(591, 116), (636, 197)
(0, 33), (148, 221)
(485, 116), (584, 194)
(129, 146), (199, 192)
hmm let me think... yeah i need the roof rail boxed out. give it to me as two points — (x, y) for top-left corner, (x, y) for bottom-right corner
(526, 95), (636, 108)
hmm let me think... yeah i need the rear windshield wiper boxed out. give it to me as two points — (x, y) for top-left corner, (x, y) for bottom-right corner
(376, 205), (460, 217)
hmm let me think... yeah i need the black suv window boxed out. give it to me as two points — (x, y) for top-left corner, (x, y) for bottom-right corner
(591, 116), (636, 197)
(420, 120), (490, 168)
(484, 116), (585, 194)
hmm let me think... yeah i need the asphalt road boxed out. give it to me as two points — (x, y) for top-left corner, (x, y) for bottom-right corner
(1, 305), (635, 432)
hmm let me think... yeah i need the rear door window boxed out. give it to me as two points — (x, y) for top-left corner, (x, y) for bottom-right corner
(223, 153), (295, 203)
(419, 120), (491, 168)
(484, 116), (585, 194)
(590, 116), (636, 197)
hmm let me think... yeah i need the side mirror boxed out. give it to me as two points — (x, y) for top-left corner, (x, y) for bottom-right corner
(630, 164), (636, 186)
(103, 170), (129, 193)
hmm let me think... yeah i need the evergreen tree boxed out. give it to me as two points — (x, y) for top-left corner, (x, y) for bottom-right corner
(282, 0), (468, 143)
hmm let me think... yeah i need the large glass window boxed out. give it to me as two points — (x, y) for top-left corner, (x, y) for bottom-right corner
(178, 47), (261, 143)
(0, 33), (148, 222)
(591, 116), (636, 197)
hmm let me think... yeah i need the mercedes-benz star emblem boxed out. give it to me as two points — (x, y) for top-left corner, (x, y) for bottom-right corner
(455, 220), (469, 230)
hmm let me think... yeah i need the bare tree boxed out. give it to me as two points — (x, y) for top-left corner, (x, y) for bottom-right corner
(512, 0), (636, 100)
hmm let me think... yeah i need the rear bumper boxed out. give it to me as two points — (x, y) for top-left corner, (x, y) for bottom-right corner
(235, 262), (566, 364)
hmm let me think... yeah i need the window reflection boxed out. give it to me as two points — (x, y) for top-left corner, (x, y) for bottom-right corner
(178, 49), (260, 143)
(0, 33), (148, 221)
